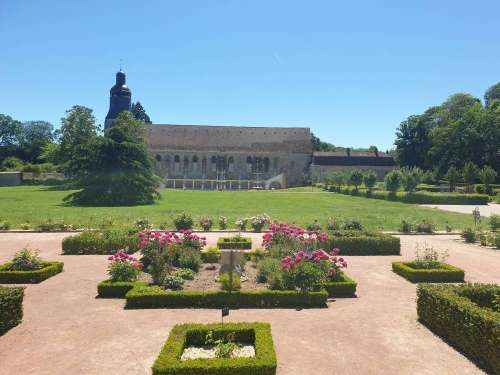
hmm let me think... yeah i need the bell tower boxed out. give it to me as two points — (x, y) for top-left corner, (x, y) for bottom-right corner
(105, 69), (132, 129)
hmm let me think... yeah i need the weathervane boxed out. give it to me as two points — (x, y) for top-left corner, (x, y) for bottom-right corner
(119, 58), (123, 71)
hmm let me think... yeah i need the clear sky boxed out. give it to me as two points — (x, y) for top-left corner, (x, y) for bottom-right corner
(1, 0), (498, 150)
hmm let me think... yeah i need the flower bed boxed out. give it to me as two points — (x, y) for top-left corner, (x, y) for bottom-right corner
(97, 279), (147, 298)
(322, 274), (357, 297)
(62, 230), (139, 255)
(0, 286), (25, 335)
(392, 261), (464, 283)
(417, 284), (500, 374)
(217, 236), (252, 250)
(327, 231), (400, 255)
(125, 285), (328, 309)
(152, 323), (276, 375)
(0, 261), (64, 283)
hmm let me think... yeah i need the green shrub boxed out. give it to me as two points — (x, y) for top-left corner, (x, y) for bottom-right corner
(173, 268), (195, 280)
(134, 218), (152, 230)
(178, 249), (201, 272)
(62, 230), (138, 255)
(392, 262), (464, 283)
(9, 248), (43, 271)
(256, 258), (281, 283)
(152, 323), (277, 375)
(202, 246), (220, 263)
(461, 228), (477, 243)
(415, 220), (434, 233)
(322, 274), (357, 297)
(0, 221), (11, 230)
(97, 279), (146, 298)
(125, 285), (328, 309)
(217, 236), (252, 250)
(494, 233), (500, 249)
(218, 216), (228, 230)
(399, 219), (413, 233)
(342, 219), (363, 231)
(417, 284), (500, 374)
(281, 261), (325, 292)
(489, 214), (500, 232)
(0, 286), (24, 335)
(199, 216), (213, 231)
(219, 273), (241, 291)
(326, 231), (400, 255)
(108, 259), (140, 282)
(173, 212), (193, 230)
(162, 274), (185, 290)
(0, 261), (64, 283)
(36, 218), (74, 231)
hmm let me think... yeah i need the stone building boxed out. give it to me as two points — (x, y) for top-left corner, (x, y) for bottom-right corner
(104, 70), (395, 189)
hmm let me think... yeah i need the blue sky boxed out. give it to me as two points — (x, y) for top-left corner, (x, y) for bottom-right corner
(1, 0), (498, 150)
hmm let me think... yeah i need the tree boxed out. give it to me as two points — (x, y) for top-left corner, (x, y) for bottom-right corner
(400, 167), (421, 192)
(311, 133), (336, 151)
(479, 165), (497, 195)
(64, 112), (160, 206)
(444, 166), (460, 192)
(485, 82), (500, 107)
(131, 101), (152, 123)
(363, 171), (377, 192)
(18, 121), (54, 162)
(0, 156), (24, 171)
(384, 170), (402, 194)
(349, 170), (363, 192)
(0, 114), (22, 161)
(462, 161), (478, 193)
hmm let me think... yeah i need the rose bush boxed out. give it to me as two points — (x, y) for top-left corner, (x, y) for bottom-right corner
(107, 250), (142, 282)
(262, 223), (329, 255)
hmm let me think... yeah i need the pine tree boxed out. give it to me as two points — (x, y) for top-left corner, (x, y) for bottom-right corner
(64, 112), (160, 206)
(131, 102), (152, 123)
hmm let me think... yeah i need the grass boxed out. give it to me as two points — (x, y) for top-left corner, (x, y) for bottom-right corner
(0, 185), (476, 231)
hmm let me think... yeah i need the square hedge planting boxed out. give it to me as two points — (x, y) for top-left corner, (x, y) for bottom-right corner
(327, 231), (400, 255)
(0, 261), (64, 283)
(62, 230), (139, 255)
(152, 322), (277, 375)
(417, 284), (500, 374)
(125, 285), (328, 309)
(97, 279), (147, 298)
(323, 274), (357, 297)
(0, 286), (25, 335)
(217, 237), (252, 250)
(392, 262), (464, 283)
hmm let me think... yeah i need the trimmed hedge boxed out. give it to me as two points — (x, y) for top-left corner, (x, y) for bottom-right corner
(327, 231), (400, 255)
(62, 230), (138, 255)
(126, 285), (328, 309)
(0, 261), (64, 283)
(153, 322), (277, 375)
(392, 262), (464, 283)
(201, 249), (221, 263)
(0, 286), (25, 335)
(417, 284), (500, 374)
(323, 274), (357, 297)
(97, 279), (147, 298)
(217, 237), (252, 250)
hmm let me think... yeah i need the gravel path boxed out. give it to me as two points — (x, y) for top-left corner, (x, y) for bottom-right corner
(0, 233), (498, 375)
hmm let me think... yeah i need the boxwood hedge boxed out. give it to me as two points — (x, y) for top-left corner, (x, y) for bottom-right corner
(0, 261), (64, 283)
(125, 285), (328, 309)
(62, 230), (139, 255)
(0, 286), (25, 335)
(326, 230), (400, 255)
(323, 274), (357, 297)
(153, 322), (276, 375)
(392, 262), (464, 283)
(97, 279), (147, 298)
(417, 284), (500, 374)
(217, 237), (252, 250)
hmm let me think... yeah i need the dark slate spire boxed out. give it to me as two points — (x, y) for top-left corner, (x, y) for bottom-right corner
(105, 69), (132, 129)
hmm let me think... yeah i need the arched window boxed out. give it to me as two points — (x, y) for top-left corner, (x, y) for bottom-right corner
(155, 154), (162, 162)
(246, 156), (253, 173)
(255, 157), (263, 172)
(273, 157), (279, 171)
(228, 156), (234, 173)
(202, 157), (207, 174)
(192, 155), (199, 172)
(183, 157), (189, 174)
(165, 157), (171, 171)
(211, 156), (217, 172)
(174, 155), (180, 173)
(263, 157), (270, 173)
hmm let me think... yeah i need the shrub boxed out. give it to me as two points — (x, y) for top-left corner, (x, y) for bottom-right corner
(349, 170), (364, 191)
(0, 221), (11, 230)
(417, 284), (500, 374)
(461, 228), (477, 243)
(97, 279), (146, 298)
(9, 248), (43, 271)
(342, 219), (363, 231)
(392, 262), (464, 283)
(322, 274), (357, 298)
(20, 223), (31, 230)
(256, 258), (281, 283)
(0, 286), (24, 335)
(401, 167), (422, 192)
(36, 218), (74, 232)
(179, 249), (201, 272)
(62, 230), (138, 255)
(199, 216), (213, 231)
(445, 166), (461, 192)
(125, 285), (328, 308)
(217, 236), (252, 250)
(173, 268), (195, 280)
(219, 273), (241, 292)
(494, 233), (500, 249)
(327, 231), (400, 255)
(163, 274), (185, 290)
(306, 220), (322, 231)
(363, 171), (377, 192)
(479, 165), (497, 195)
(107, 250), (142, 282)
(134, 218), (152, 230)
(249, 214), (270, 233)
(326, 217), (342, 231)
(489, 214), (500, 232)
(173, 212), (193, 230)
(0, 261), (64, 283)
(415, 220), (434, 233)
(413, 243), (448, 269)
(202, 247), (220, 263)
(384, 170), (402, 193)
(218, 216), (228, 230)
(152, 323), (277, 375)
(235, 218), (248, 231)
(399, 219), (413, 233)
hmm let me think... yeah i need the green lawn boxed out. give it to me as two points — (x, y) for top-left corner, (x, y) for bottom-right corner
(0, 185), (476, 231)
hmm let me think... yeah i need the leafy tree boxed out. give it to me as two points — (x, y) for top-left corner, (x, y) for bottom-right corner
(0, 114), (22, 161)
(64, 112), (160, 206)
(18, 121), (54, 162)
(479, 165), (497, 195)
(311, 133), (336, 151)
(0, 156), (24, 171)
(131, 101), (152, 123)
(39, 143), (61, 164)
(444, 166), (460, 192)
(384, 170), (402, 193)
(485, 82), (500, 107)
(329, 171), (345, 189)
(348, 170), (363, 192)
(400, 167), (422, 192)
(368, 145), (378, 153)
(363, 171), (377, 192)
(462, 161), (479, 193)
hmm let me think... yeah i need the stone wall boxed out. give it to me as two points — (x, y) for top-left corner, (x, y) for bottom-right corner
(0, 172), (22, 186)
(310, 164), (396, 180)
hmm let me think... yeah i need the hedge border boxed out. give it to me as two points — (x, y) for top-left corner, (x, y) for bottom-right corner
(97, 279), (147, 298)
(323, 274), (357, 297)
(0, 261), (64, 283)
(392, 262), (464, 283)
(0, 286), (25, 335)
(61, 230), (138, 255)
(327, 234), (400, 255)
(152, 322), (277, 375)
(217, 237), (253, 250)
(125, 285), (328, 309)
(417, 284), (500, 374)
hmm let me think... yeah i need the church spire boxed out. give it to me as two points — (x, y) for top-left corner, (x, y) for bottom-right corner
(105, 69), (132, 129)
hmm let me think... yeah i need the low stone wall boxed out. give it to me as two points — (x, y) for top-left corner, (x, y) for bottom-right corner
(0, 172), (22, 186)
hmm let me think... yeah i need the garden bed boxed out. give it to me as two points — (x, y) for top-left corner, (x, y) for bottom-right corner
(217, 236), (252, 249)
(392, 261), (464, 283)
(0, 261), (64, 283)
(62, 230), (138, 255)
(417, 284), (500, 374)
(0, 286), (25, 335)
(153, 322), (276, 375)
(327, 230), (400, 255)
